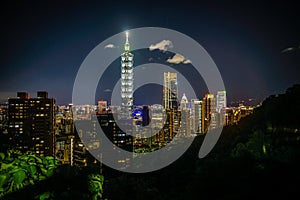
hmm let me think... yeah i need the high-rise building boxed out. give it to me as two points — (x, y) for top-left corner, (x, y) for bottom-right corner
(202, 94), (216, 133)
(97, 100), (107, 114)
(216, 91), (227, 113)
(0, 103), (8, 134)
(97, 112), (132, 168)
(120, 31), (134, 119)
(163, 72), (179, 135)
(179, 94), (190, 136)
(55, 104), (74, 165)
(216, 91), (227, 127)
(150, 104), (165, 144)
(8, 91), (56, 156)
(191, 99), (202, 134)
(163, 72), (178, 111)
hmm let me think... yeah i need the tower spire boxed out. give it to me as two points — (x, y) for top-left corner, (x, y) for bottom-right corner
(125, 31), (129, 43)
(124, 31), (130, 51)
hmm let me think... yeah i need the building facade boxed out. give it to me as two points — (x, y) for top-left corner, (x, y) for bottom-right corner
(202, 94), (216, 133)
(120, 31), (134, 119)
(8, 91), (56, 156)
(179, 93), (191, 136)
(163, 72), (178, 111)
(191, 99), (202, 134)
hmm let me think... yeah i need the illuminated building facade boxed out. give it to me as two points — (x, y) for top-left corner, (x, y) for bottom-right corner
(202, 94), (216, 133)
(216, 91), (227, 127)
(0, 103), (8, 133)
(162, 72), (179, 139)
(8, 91), (56, 156)
(150, 104), (165, 143)
(163, 72), (178, 111)
(191, 99), (202, 134)
(120, 31), (134, 119)
(216, 91), (227, 113)
(97, 100), (107, 114)
(55, 104), (74, 165)
(179, 93), (190, 136)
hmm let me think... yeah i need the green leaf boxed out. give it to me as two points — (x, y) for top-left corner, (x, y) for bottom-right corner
(46, 167), (55, 177)
(29, 165), (37, 177)
(0, 174), (7, 188)
(1, 162), (14, 171)
(37, 191), (52, 200)
(41, 168), (48, 176)
(0, 152), (5, 161)
(39, 175), (46, 181)
(12, 169), (27, 185)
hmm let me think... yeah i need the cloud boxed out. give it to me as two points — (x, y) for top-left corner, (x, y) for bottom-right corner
(183, 59), (191, 64)
(166, 53), (191, 64)
(104, 44), (116, 49)
(103, 89), (112, 92)
(149, 40), (173, 52)
(281, 46), (300, 53)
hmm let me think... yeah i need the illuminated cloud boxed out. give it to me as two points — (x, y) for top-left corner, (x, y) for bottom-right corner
(104, 89), (112, 92)
(281, 46), (298, 53)
(149, 40), (173, 52)
(167, 53), (191, 64)
(104, 44), (116, 49)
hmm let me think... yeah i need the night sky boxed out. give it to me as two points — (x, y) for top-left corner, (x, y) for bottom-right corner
(1, 1), (299, 105)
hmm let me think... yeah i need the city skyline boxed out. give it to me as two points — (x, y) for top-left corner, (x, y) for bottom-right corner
(0, 1), (299, 105)
(1, 1), (300, 199)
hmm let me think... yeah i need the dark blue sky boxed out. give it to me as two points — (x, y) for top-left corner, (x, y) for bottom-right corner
(1, 1), (299, 105)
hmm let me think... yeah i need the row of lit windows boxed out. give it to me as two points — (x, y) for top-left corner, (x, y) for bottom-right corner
(10, 103), (51, 106)
(113, 133), (126, 137)
(121, 56), (133, 61)
(35, 114), (48, 116)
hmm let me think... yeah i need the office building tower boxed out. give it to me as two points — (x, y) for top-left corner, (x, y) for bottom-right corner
(97, 100), (107, 114)
(8, 91), (56, 156)
(180, 94), (190, 136)
(150, 104), (165, 144)
(163, 72), (179, 135)
(191, 99), (202, 134)
(120, 31), (134, 119)
(216, 91), (226, 127)
(202, 94), (216, 133)
(163, 72), (178, 111)
(97, 112), (132, 168)
(0, 103), (8, 133)
(216, 91), (227, 113)
(142, 106), (150, 127)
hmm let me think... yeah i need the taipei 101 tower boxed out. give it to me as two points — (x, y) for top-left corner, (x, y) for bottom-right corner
(120, 31), (134, 119)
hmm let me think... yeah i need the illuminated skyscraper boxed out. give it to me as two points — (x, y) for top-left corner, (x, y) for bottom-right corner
(180, 93), (190, 136)
(163, 72), (178, 139)
(163, 72), (178, 111)
(120, 31), (134, 119)
(202, 94), (216, 133)
(8, 91), (56, 156)
(216, 91), (227, 127)
(191, 99), (202, 134)
(216, 91), (227, 113)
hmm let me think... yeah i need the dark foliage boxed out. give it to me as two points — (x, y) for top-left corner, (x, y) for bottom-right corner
(104, 84), (300, 199)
